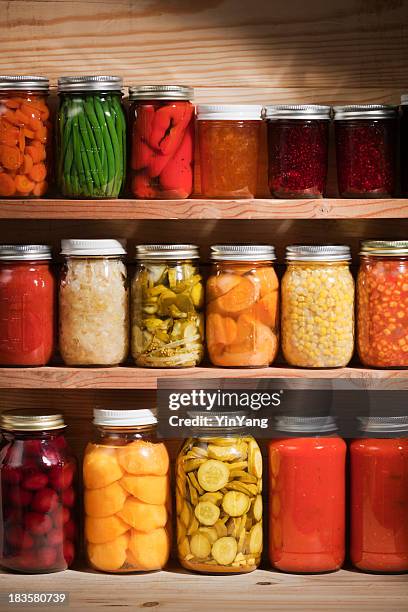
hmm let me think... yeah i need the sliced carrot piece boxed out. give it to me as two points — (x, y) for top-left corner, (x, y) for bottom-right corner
(0, 145), (22, 170)
(207, 273), (242, 301)
(34, 125), (48, 143)
(26, 144), (46, 163)
(213, 276), (259, 315)
(14, 174), (35, 194)
(0, 122), (19, 147)
(40, 106), (50, 121)
(14, 109), (32, 126)
(29, 162), (47, 183)
(32, 180), (48, 197)
(23, 127), (35, 140)
(18, 131), (25, 152)
(22, 154), (34, 174)
(5, 98), (21, 109)
(0, 173), (16, 196)
(20, 103), (41, 121)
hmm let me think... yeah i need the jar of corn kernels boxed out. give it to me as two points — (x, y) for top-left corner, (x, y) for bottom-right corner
(281, 245), (355, 368)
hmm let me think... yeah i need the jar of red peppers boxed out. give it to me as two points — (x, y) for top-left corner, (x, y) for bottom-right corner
(264, 105), (331, 198)
(400, 95), (408, 196)
(129, 85), (194, 199)
(268, 415), (346, 573)
(0, 410), (78, 573)
(0, 76), (50, 198)
(334, 105), (397, 198)
(357, 241), (408, 368)
(350, 416), (408, 573)
(0, 245), (55, 366)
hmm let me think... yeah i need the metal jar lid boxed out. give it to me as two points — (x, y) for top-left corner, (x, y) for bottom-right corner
(61, 239), (126, 256)
(286, 245), (351, 262)
(211, 244), (276, 261)
(358, 416), (408, 434)
(93, 409), (157, 427)
(360, 240), (408, 256)
(0, 76), (49, 92)
(1, 410), (66, 431)
(129, 85), (193, 101)
(0, 244), (52, 261)
(58, 76), (123, 93)
(136, 244), (199, 260)
(197, 104), (262, 120)
(333, 104), (397, 120)
(263, 104), (331, 120)
(275, 415), (338, 433)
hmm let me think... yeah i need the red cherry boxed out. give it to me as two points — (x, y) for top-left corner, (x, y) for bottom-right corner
(6, 525), (34, 549)
(48, 528), (64, 546)
(49, 464), (74, 491)
(63, 540), (75, 566)
(41, 446), (60, 466)
(62, 487), (75, 508)
(18, 551), (40, 571)
(64, 520), (75, 541)
(62, 507), (71, 525)
(31, 488), (59, 513)
(23, 439), (42, 456)
(22, 471), (48, 491)
(24, 512), (53, 535)
(54, 435), (68, 451)
(2, 466), (21, 485)
(37, 546), (57, 569)
(8, 487), (32, 507)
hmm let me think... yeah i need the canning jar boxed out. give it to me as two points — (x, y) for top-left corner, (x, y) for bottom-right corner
(84, 409), (170, 573)
(131, 244), (204, 367)
(281, 245), (355, 368)
(350, 416), (408, 573)
(207, 245), (279, 367)
(129, 85), (194, 199)
(57, 76), (126, 198)
(197, 105), (262, 198)
(0, 76), (50, 198)
(357, 241), (408, 368)
(264, 105), (330, 198)
(334, 105), (397, 198)
(401, 95), (408, 196)
(176, 420), (263, 573)
(0, 245), (55, 366)
(0, 410), (78, 573)
(268, 416), (346, 573)
(59, 239), (128, 366)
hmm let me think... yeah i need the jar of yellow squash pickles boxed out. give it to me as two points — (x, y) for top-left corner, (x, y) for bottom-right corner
(281, 245), (355, 368)
(83, 409), (170, 573)
(176, 415), (263, 573)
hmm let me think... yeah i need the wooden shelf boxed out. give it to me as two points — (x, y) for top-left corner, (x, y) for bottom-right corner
(1, 198), (408, 220)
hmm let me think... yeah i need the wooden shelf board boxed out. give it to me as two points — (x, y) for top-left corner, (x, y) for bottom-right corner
(0, 198), (408, 220)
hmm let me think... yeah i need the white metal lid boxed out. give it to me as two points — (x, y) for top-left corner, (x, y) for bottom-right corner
(211, 244), (276, 261)
(0, 76), (49, 92)
(358, 416), (408, 434)
(61, 239), (126, 256)
(129, 85), (193, 101)
(58, 76), (123, 93)
(0, 244), (52, 261)
(135, 244), (199, 260)
(197, 104), (262, 120)
(93, 409), (157, 427)
(263, 104), (331, 120)
(286, 245), (351, 262)
(275, 415), (338, 433)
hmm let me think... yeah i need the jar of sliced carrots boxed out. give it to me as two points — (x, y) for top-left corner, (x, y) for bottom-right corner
(0, 76), (50, 198)
(206, 245), (279, 367)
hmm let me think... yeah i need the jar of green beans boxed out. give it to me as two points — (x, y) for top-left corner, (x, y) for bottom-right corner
(57, 76), (126, 198)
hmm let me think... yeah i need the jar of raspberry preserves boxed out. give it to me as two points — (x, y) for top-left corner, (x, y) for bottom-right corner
(0, 410), (78, 573)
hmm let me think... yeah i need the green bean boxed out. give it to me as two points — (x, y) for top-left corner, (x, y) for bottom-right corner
(72, 107), (88, 196)
(78, 100), (101, 191)
(102, 96), (123, 196)
(110, 94), (126, 194)
(84, 114), (104, 188)
(94, 97), (116, 195)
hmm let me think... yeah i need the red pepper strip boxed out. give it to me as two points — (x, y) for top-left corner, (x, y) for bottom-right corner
(131, 171), (156, 198)
(149, 103), (193, 155)
(148, 151), (172, 178)
(131, 136), (154, 171)
(160, 126), (193, 193)
(134, 105), (155, 141)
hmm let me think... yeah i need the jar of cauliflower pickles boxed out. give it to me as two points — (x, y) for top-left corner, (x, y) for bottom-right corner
(176, 416), (263, 574)
(131, 245), (204, 367)
(281, 245), (355, 368)
(59, 239), (129, 366)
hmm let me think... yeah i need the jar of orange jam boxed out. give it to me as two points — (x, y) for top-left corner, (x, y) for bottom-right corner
(357, 241), (408, 368)
(197, 105), (262, 198)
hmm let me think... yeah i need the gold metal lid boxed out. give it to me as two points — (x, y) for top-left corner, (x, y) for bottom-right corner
(360, 240), (408, 256)
(1, 410), (66, 431)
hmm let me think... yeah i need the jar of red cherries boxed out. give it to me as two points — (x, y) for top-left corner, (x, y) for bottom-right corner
(0, 410), (77, 573)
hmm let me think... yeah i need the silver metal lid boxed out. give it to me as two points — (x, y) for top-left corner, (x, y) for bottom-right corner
(1, 410), (66, 431)
(0, 244), (52, 261)
(61, 239), (126, 256)
(360, 240), (408, 256)
(136, 244), (199, 260)
(0, 76), (49, 92)
(58, 76), (123, 93)
(333, 104), (397, 120)
(275, 415), (338, 433)
(129, 85), (193, 101)
(358, 416), (408, 434)
(211, 244), (276, 261)
(263, 104), (331, 120)
(286, 245), (351, 262)
(93, 409), (157, 427)
(197, 104), (262, 120)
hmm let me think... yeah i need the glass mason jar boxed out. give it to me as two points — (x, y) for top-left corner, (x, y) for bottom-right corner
(59, 239), (128, 366)
(264, 104), (331, 198)
(57, 76), (126, 198)
(206, 245), (279, 367)
(197, 105), (262, 198)
(0, 410), (78, 574)
(350, 416), (408, 573)
(83, 409), (170, 573)
(129, 85), (195, 199)
(401, 95), (408, 196)
(281, 245), (355, 368)
(0, 245), (55, 366)
(357, 241), (408, 368)
(0, 76), (50, 198)
(131, 244), (204, 367)
(176, 421), (263, 573)
(334, 105), (398, 198)
(268, 416), (346, 573)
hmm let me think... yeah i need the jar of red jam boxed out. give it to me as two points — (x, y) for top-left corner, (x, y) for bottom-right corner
(197, 105), (262, 198)
(400, 95), (408, 196)
(128, 85), (194, 199)
(0, 245), (55, 366)
(0, 410), (78, 573)
(264, 105), (331, 198)
(268, 416), (346, 573)
(334, 105), (397, 198)
(357, 241), (408, 368)
(350, 416), (408, 573)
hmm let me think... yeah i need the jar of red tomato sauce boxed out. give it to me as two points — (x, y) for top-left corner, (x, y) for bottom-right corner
(264, 105), (331, 198)
(268, 416), (346, 573)
(357, 241), (408, 368)
(0, 410), (78, 573)
(350, 416), (408, 573)
(0, 245), (55, 366)
(128, 85), (194, 199)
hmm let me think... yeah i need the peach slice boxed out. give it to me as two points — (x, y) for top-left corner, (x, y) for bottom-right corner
(84, 481), (127, 518)
(117, 441), (169, 476)
(120, 474), (168, 505)
(87, 533), (129, 572)
(85, 515), (129, 544)
(128, 527), (170, 570)
(117, 498), (167, 532)
(83, 444), (124, 489)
